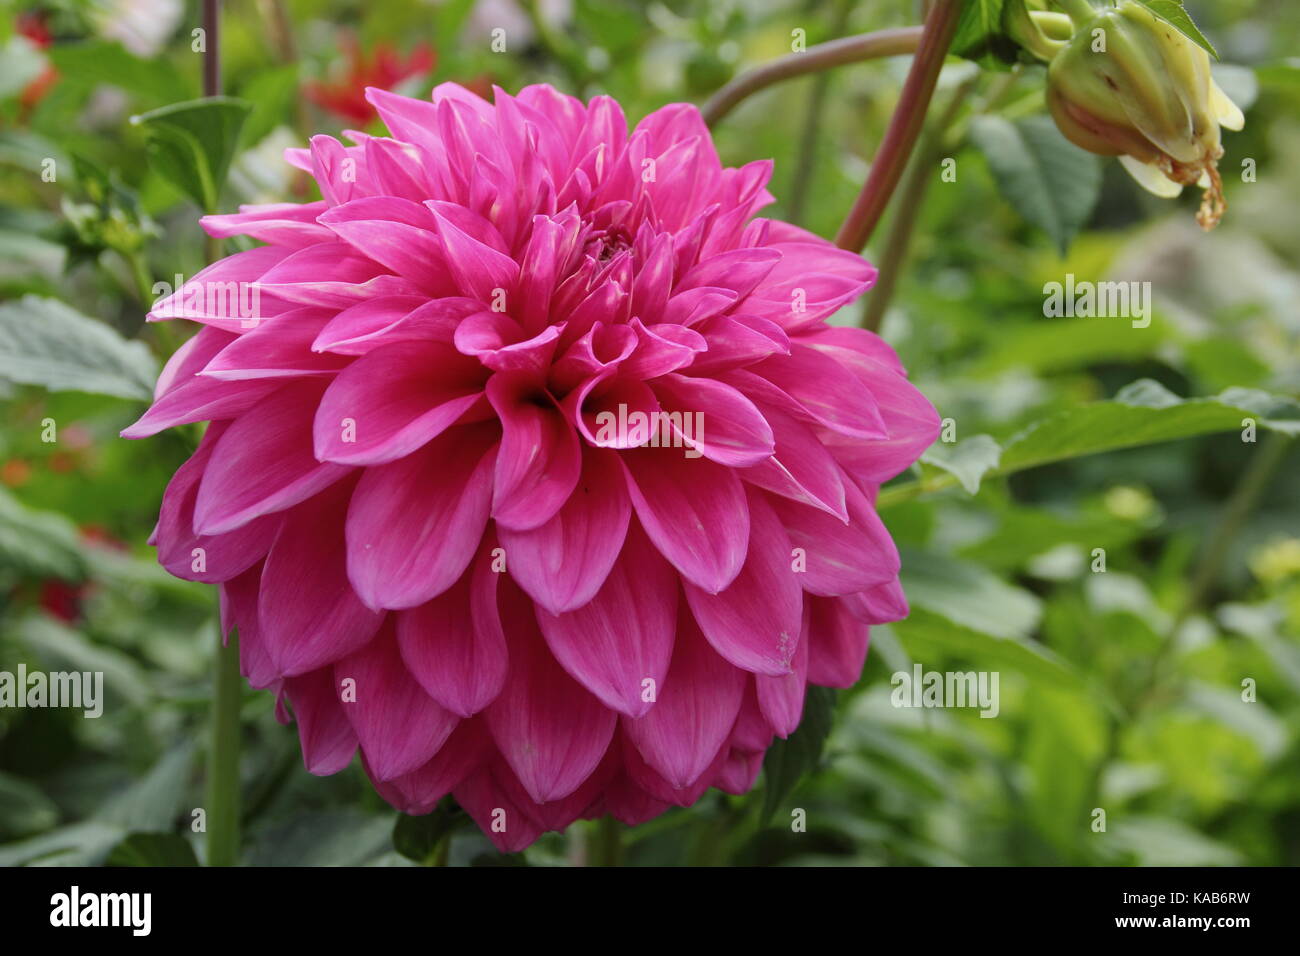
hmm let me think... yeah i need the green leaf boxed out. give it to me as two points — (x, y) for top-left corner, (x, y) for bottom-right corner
(921, 435), (1003, 494)
(1024, 686), (1106, 858)
(236, 66), (301, 148)
(131, 98), (252, 212)
(999, 379), (1300, 474)
(952, 0), (1016, 68)
(892, 609), (1084, 690)
(96, 746), (194, 832)
(18, 614), (151, 708)
(760, 685), (836, 824)
(0, 822), (126, 867)
(47, 41), (195, 105)
(899, 549), (1041, 640)
(0, 773), (59, 842)
(392, 804), (463, 864)
(0, 295), (157, 399)
(106, 833), (199, 867)
(245, 811), (395, 866)
(1131, 1), (1218, 60)
(880, 380), (1300, 506)
(0, 487), (86, 580)
(970, 114), (1102, 255)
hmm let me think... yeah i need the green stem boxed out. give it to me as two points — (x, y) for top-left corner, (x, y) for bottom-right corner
(700, 27), (924, 127)
(834, 0), (966, 253)
(1050, 0), (1097, 24)
(206, 622), (242, 866)
(1144, 432), (1292, 693)
(199, 0), (241, 870)
(427, 834), (452, 867)
(591, 815), (622, 867)
(861, 74), (978, 331)
(1085, 433), (1291, 828)
(786, 0), (855, 225)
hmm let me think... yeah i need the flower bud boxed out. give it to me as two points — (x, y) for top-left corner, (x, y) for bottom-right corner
(1045, 0), (1243, 229)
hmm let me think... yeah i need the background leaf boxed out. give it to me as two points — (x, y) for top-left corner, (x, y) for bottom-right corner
(970, 114), (1102, 255)
(0, 295), (157, 399)
(1132, 1), (1219, 59)
(131, 98), (252, 212)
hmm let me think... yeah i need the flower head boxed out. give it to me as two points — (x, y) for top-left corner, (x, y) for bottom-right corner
(1045, 0), (1243, 229)
(126, 83), (939, 851)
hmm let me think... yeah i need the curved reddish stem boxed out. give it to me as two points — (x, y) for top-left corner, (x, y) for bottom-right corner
(834, 0), (965, 253)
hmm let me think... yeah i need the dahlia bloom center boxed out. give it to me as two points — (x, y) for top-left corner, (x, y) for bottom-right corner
(126, 82), (941, 852)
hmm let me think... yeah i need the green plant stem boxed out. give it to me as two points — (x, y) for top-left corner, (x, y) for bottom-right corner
(834, 0), (965, 252)
(591, 816), (622, 867)
(207, 622), (242, 866)
(199, 0), (241, 870)
(1145, 432), (1293, 693)
(700, 27), (924, 127)
(786, 0), (855, 225)
(1085, 432), (1292, 828)
(861, 74), (977, 331)
(427, 835), (452, 867)
(1051, 0), (1097, 25)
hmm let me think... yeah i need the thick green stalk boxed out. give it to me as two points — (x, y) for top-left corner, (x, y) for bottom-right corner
(206, 622), (242, 866)
(591, 816), (623, 867)
(201, 0), (241, 868)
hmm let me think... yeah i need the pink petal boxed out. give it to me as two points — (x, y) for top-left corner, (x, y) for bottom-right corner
(345, 424), (497, 609)
(484, 580), (617, 803)
(258, 478), (385, 676)
(194, 380), (350, 535)
(535, 522), (676, 716)
(154, 421), (279, 583)
(497, 446), (630, 615)
(621, 447), (749, 593)
(453, 763), (545, 853)
(739, 402), (847, 520)
(684, 488), (802, 675)
(335, 622), (459, 781)
(755, 604), (810, 737)
(650, 373), (774, 467)
(313, 340), (485, 465)
(770, 477), (899, 596)
(395, 539), (509, 717)
(284, 667), (357, 775)
(373, 718), (492, 815)
(622, 606), (744, 788)
(486, 372), (582, 531)
(806, 595), (870, 688)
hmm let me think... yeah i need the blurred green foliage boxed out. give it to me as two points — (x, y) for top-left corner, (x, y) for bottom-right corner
(1, 0), (1298, 866)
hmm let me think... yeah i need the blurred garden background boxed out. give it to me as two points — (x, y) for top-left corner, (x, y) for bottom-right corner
(1, 0), (1298, 866)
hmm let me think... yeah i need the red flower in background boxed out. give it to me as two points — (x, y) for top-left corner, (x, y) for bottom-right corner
(15, 11), (59, 114)
(305, 34), (436, 125)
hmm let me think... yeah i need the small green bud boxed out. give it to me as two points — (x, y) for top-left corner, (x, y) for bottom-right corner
(1045, 0), (1243, 229)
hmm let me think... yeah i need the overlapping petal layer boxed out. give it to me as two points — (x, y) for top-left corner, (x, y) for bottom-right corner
(129, 82), (940, 851)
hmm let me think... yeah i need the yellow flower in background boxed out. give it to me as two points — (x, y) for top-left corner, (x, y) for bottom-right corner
(1250, 539), (1300, 585)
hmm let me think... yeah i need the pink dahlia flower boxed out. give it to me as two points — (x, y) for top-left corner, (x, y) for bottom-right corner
(126, 82), (940, 852)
